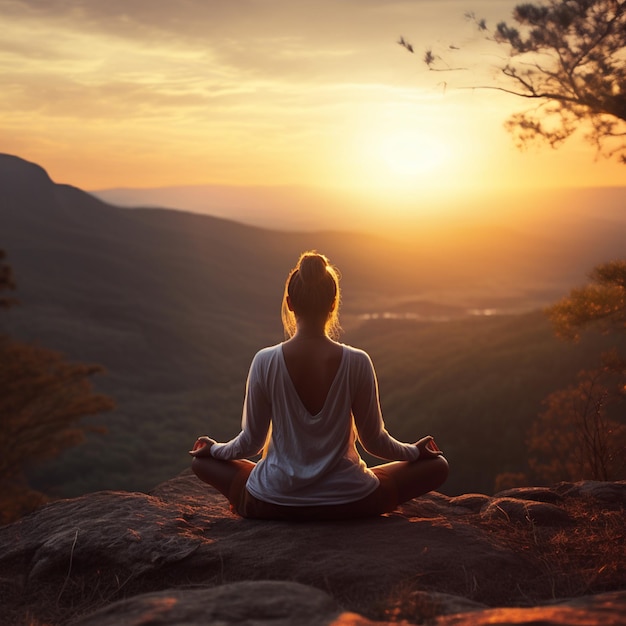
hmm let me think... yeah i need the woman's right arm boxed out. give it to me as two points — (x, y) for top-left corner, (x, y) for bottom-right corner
(195, 353), (272, 461)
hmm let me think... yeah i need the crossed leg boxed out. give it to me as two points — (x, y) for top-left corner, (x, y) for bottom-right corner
(371, 455), (449, 505)
(191, 456), (255, 502)
(191, 454), (449, 518)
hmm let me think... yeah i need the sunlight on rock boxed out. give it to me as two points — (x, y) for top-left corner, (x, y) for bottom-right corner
(3, 473), (624, 625)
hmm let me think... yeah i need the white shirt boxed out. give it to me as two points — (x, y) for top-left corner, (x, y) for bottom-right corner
(210, 343), (420, 506)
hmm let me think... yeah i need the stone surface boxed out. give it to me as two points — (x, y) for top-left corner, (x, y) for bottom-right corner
(0, 472), (624, 626)
(561, 480), (626, 506)
(493, 486), (563, 504)
(71, 584), (626, 626)
(433, 591), (626, 626)
(448, 493), (491, 512)
(73, 581), (346, 626)
(480, 496), (574, 526)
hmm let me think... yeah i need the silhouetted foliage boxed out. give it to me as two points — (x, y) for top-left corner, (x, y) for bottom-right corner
(414, 0), (626, 162)
(0, 252), (114, 523)
(528, 353), (626, 482)
(523, 260), (626, 484)
(547, 260), (626, 340)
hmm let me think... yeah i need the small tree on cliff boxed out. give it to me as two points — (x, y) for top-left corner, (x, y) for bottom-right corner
(0, 250), (114, 524)
(526, 261), (626, 483)
(408, 0), (626, 163)
(528, 356), (626, 482)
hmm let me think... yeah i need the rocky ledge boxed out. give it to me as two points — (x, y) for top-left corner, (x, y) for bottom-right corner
(0, 471), (624, 625)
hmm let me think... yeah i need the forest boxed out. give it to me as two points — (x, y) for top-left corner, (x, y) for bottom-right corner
(22, 309), (626, 498)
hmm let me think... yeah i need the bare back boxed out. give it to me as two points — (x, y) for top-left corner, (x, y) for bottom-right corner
(281, 338), (343, 415)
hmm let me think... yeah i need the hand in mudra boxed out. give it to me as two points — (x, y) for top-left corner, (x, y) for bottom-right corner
(415, 435), (443, 460)
(189, 436), (215, 457)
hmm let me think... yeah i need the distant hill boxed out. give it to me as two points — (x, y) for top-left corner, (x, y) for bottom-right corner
(2, 153), (626, 496)
(91, 181), (626, 312)
(91, 183), (348, 231)
(92, 180), (626, 236)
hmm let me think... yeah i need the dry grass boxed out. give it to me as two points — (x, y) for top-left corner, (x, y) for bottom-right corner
(376, 497), (626, 624)
(522, 504), (626, 601)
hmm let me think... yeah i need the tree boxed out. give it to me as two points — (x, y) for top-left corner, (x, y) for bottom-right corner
(527, 357), (626, 482)
(523, 260), (626, 484)
(411, 0), (626, 162)
(546, 260), (626, 340)
(0, 250), (114, 524)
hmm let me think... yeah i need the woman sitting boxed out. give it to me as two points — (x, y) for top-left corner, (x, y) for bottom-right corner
(190, 251), (448, 521)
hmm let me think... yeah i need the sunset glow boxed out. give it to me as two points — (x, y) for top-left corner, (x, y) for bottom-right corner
(1, 0), (625, 230)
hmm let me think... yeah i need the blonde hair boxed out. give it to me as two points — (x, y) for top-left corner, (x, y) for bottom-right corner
(281, 251), (341, 339)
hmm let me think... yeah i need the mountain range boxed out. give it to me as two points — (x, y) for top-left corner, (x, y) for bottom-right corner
(2, 153), (626, 496)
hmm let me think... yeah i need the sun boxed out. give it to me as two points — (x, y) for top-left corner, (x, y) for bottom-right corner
(347, 126), (452, 195)
(378, 132), (449, 180)
(323, 115), (469, 218)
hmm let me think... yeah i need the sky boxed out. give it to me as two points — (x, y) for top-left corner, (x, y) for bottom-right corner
(2, 0), (625, 229)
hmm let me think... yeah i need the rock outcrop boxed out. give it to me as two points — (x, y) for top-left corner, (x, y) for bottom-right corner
(1, 472), (624, 625)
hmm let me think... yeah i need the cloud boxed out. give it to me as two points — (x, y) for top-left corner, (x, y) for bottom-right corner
(2, 0), (445, 121)
(1, 0), (533, 189)
(1, 0), (476, 77)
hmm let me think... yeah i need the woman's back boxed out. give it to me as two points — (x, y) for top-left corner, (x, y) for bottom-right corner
(281, 337), (343, 415)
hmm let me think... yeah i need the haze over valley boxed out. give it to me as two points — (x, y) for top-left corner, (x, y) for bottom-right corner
(3, 153), (626, 497)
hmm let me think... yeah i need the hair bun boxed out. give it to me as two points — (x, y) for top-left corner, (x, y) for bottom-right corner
(298, 252), (329, 284)
(282, 250), (341, 339)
